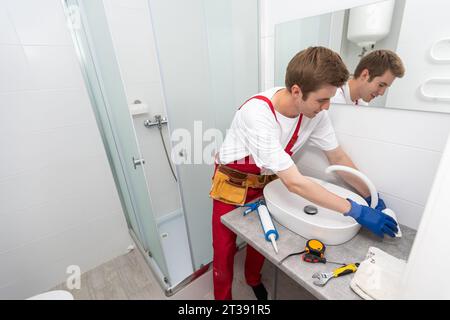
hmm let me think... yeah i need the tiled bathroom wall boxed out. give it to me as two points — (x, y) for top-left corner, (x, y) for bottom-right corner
(260, 0), (450, 230)
(294, 106), (450, 229)
(0, 0), (131, 299)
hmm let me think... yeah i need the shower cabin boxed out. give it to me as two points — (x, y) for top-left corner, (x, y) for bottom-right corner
(63, 0), (260, 294)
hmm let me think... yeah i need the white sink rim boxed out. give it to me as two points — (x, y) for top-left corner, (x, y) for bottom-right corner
(263, 177), (368, 245)
(266, 197), (360, 231)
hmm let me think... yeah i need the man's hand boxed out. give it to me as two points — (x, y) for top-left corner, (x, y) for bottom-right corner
(345, 199), (397, 237)
(364, 194), (387, 211)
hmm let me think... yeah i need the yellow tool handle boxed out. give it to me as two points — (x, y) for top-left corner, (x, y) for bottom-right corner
(332, 263), (358, 278)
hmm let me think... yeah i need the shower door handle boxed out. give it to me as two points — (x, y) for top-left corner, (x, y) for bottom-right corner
(132, 157), (146, 169)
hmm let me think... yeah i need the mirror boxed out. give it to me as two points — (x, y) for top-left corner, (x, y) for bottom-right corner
(274, 0), (450, 113)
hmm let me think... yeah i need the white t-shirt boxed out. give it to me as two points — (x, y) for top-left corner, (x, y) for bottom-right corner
(217, 87), (339, 174)
(331, 82), (368, 106)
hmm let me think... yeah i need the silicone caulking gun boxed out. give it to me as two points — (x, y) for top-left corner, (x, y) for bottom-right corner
(243, 199), (279, 254)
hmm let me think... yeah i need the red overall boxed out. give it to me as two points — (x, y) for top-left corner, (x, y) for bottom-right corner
(212, 95), (303, 300)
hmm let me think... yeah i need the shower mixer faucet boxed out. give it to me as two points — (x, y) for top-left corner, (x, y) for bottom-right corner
(144, 115), (168, 129)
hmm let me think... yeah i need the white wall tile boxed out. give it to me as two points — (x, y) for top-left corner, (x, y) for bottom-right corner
(379, 193), (425, 233)
(0, 124), (104, 178)
(124, 82), (164, 114)
(6, 0), (72, 45)
(0, 45), (30, 92)
(0, 191), (123, 253)
(259, 37), (267, 90)
(113, 43), (161, 85)
(258, 0), (269, 38)
(105, 2), (155, 47)
(335, 133), (442, 206)
(107, 0), (148, 10)
(329, 105), (450, 152)
(104, 0), (160, 86)
(24, 45), (84, 90)
(0, 5), (20, 45)
(294, 160), (342, 185)
(264, 36), (275, 88)
(0, 153), (117, 219)
(264, 81), (273, 91)
(0, 88), (96, 136)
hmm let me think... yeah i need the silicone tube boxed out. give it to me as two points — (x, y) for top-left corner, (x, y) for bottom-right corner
(257, 203), (279, 253)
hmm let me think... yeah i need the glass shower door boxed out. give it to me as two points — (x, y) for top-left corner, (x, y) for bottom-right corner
(64, 0), (170, 284)
(148, 0), (259, 270)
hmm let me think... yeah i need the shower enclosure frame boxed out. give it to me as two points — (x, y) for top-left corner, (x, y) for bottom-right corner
(62, 0), (262, 296)
(62, 0), (173, 292)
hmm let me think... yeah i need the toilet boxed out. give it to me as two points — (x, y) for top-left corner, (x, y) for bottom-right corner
(27, 290), (74, 300)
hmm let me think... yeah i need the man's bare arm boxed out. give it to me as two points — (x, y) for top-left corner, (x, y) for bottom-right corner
(276, 164), (351, 214)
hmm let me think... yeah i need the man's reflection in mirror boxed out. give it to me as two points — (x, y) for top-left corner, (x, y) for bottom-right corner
(332, 50), (405, 106)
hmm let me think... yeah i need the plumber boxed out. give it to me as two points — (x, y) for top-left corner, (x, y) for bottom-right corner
(209, 46), (398, 300)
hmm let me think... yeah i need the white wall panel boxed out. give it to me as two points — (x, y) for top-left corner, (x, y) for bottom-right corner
(0, 0), (131, 299)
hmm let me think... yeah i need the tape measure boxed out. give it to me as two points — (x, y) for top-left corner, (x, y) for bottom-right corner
(279, 239), (346, 265)
(303, 239), (326, 263)
(305, 239), (325, 257)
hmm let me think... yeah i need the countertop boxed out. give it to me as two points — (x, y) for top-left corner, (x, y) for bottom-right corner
(221, 205), (417, 300)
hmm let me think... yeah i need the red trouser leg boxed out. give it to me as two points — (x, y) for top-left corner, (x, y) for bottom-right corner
(212, 188), (266, 300)
(212, 199), (237, 300)
(244, 244), (266, 286)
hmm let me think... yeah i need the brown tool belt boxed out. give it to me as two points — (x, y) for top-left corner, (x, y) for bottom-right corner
(209, 164), (278, 205)
(217, 165), (277, 189)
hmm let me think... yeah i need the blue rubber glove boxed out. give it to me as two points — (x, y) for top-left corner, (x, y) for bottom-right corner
(345, 199), (398, 238)
(364, 194), (386, 211)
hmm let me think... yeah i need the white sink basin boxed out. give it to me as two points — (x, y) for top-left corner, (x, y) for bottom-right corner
(264, 177), (368, 245)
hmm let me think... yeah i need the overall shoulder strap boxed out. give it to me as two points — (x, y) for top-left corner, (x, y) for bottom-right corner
(238, 95), (278, 122)
(285, 114), (303, 155)
(238, 95), (303, 155)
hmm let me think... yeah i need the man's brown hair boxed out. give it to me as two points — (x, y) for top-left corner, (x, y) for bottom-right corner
(285, 46), (349, 99)
(354, 49), (405, 81)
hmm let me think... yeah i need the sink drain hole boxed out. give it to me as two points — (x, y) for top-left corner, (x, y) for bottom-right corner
(304, 205), (318, 215)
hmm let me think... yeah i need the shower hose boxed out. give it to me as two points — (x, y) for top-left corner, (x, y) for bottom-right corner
(158, 125), (178, 183)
